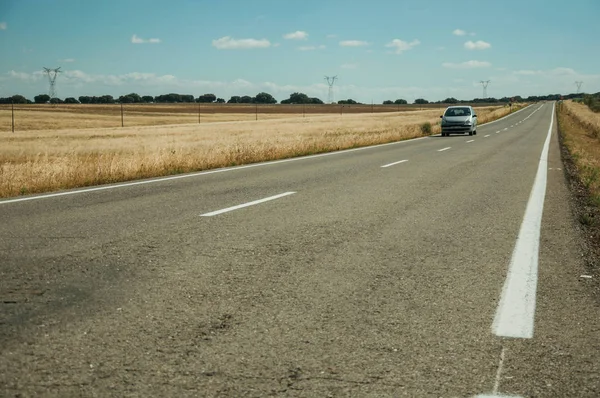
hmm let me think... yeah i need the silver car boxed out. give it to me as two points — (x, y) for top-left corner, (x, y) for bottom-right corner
(440, 106), (477, 136)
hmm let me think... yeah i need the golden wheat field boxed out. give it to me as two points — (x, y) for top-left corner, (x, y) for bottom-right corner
(0, 104), (520, 198)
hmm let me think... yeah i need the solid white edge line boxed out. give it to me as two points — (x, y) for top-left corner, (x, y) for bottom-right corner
(466, 140), (475, 143)
(0, 136), (429, 205)
(484, 135), (491, 137)
(437, 147), (451, 152)
(492, 102), (554, 339)
(200, 191), (296, 217)
(381, 159), (408, 168)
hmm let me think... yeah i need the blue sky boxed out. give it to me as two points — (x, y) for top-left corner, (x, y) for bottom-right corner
(1, 0), (599, 103)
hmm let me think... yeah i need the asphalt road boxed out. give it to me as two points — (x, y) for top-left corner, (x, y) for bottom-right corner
(1, 103), (599, 397)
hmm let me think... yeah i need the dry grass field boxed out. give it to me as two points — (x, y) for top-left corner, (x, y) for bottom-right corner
(558, 100), (600, 205)
(0, 104), (521, 198)
(0, 102), (494, 132)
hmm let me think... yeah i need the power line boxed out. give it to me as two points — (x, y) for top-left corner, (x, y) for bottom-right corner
(479, 80), (490, 99)
(325, 75), (338, 104)
(43, 67), (61, 100)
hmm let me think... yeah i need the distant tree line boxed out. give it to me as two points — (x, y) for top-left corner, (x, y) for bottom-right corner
(1, 91), (598, 105)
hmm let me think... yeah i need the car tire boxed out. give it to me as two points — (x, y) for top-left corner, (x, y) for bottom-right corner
(469, 131), (473, 136)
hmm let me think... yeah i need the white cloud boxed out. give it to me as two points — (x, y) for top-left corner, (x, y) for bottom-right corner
(326, 34), (337, 39)
(283, 31), (308, 40)
(8, 70), (44, 82)
(464, 40), (491, 50)
(385, 39), (420, 54)
(341, 64), (357, 69)
(297, 45), (325, 51)
(339, 40), (369, 47)
(131, 34), (161, 44)
(442, 60), (492, 69)
(59, 58), (75, 63)
(453, 29), (466, 36)
(551, 67), (577, 76)
(212, 36), (271, 49)
(0, 22), (6, 30)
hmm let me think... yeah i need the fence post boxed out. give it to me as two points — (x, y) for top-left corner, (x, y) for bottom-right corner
(198, 102), (201, 124)
(11, 101), (15, 133)
(255, 103), (258, 121)
(120, 103), (124, 127)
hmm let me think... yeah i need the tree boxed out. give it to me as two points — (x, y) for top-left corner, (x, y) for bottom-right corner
(253, 92), (277, 104)
(155, 93), (182, 103)
(64, 97), (79, 104)
(196, 93), (216, 103)
(443, 97), (458, 104)
(227, 96), (241, 103)
(180, 94), (195, 103)
(10, 95), (28, 104)
(383, 100), (393, 105)
(118, 95), (135, 103)
(34, 94), (51, 104)
(49, 97), (64, 104)
(338, 99), (358, 104)
(142, 95), (154, 103)
(414, 98), (429, 104)
(394, 99), (408, 104)
(280, 92), (321, 104)
(98, 95), (115, 104)
(239, 95), (253, 103)
(216, 98), (225, 103)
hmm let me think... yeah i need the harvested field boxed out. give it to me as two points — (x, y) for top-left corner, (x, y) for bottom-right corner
(0, 102), (507, 132)
(0, 104), (523, 198)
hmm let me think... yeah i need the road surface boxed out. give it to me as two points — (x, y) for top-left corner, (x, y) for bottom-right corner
(1, 102), (599, 397)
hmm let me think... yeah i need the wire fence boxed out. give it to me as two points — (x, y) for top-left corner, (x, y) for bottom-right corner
(0, 102), (502, 133)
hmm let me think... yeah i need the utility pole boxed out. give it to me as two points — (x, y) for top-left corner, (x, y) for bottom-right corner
(575, 81), (583, 95)
(11, 100), (15, 133)
(480, 80), (490, 99)
(43, 67), (61, 101)
(325, 75), (338, 104)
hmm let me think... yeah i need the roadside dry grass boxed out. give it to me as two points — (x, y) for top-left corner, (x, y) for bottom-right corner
(0, 104), (521, 198)
(558, 100), (600, 207)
